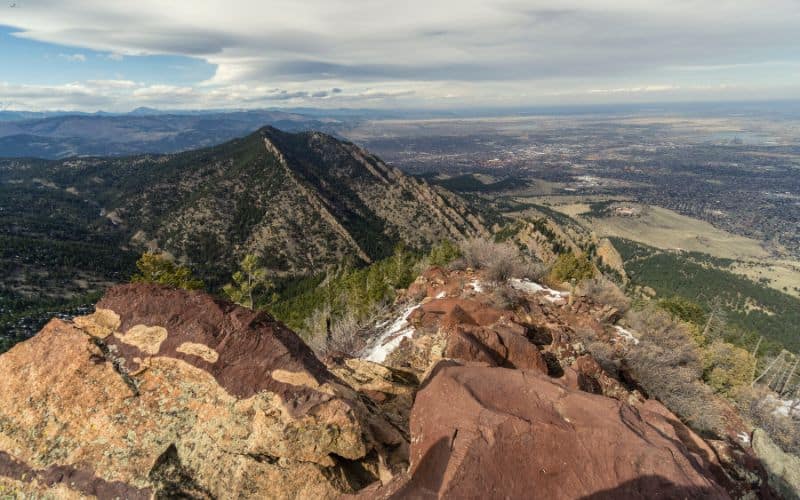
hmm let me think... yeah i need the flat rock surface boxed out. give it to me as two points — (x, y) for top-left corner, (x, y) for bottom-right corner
(361, 363), (730, 499)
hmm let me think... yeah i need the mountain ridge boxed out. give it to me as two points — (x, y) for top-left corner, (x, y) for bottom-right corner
(102, 126), (487, 279)
(0, 126), (487, 339)
(0, 111), (343, 159)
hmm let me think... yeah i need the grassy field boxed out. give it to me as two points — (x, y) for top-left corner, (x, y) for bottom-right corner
(559, 203), (770, 260)
(545, 201), (800, 299)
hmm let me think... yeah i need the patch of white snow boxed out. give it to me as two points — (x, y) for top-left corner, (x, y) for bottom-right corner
(362, 303), (421, 363)
(468, 279), (484, 293)
(436, 291), (446, 299)
(509, 278), (569, 303)
(613, 325), (640, 345)
(772, 398), (799, 418)
(737, 431), (751, 446)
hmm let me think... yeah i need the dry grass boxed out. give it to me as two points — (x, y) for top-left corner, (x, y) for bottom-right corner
(589, 205), (769, 261)
(625, 307), (726, 436)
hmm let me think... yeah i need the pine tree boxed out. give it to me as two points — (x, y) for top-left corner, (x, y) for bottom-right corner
(223, 254), (272, 309)
(130, 252), (204, 290)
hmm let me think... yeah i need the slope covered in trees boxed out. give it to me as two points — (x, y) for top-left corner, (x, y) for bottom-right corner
(611, 237), (800, 354)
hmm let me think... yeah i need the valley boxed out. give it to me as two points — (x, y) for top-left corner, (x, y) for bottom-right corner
(349, 108), (800, 260)
(1, 114), (800, 498)
(338, 109), (800, 355)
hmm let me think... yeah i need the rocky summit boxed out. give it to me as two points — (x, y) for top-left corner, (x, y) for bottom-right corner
(0, 284), (408, 498)
(0, 268), (784, 498)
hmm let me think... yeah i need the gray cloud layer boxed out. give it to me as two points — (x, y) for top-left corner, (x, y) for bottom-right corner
(3, 0), (800, 110)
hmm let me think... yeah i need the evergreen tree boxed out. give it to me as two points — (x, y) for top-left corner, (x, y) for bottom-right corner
(223, 254), (272, 309)
(131, 252), (204, 290)
(549, 251), (594, 283)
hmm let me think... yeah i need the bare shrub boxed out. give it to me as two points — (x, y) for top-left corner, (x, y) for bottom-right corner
(624, 306), (725, 436)
(486, 255), (518, 282)
(304, 307), (363, 358)
(459, 238), (501, 269)
(304, 306), (330, 354)
(459, 238), (544, 283)
(327, 311), (361, 355)
(490, 283), (525, 310)
(737, 385), (800, 455)
(518, 261), (549, 282)
(579, 277), (630, 312)
(626, 307), (700, 370)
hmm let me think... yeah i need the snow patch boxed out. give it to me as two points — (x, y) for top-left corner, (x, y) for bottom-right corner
(613, 325), (640, 345)
(468, 279), (484, 293)
(772, 398), (800, 418)
(436, 291), (446, 299)
(509, 278), (569, 303)
(362, 303), (420, 364)
(737, 431), (751, 446)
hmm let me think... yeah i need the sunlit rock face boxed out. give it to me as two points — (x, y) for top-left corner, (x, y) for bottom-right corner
(0, 283), (406, 498)
(0, 269), (771, 498)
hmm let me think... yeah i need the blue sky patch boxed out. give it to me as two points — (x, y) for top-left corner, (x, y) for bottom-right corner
(0, 25), (215, 86)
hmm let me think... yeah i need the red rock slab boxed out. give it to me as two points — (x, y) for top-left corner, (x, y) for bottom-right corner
(419, 298), (506, 328)
(96, 284), (337, 409)
(444, 325), (548, 373)
(363, 363), (730, 499)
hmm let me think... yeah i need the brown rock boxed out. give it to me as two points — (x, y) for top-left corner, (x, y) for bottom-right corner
(406, 267), (464, 300)
(568, 354), (635, 401)
(419, 298), (505, 329)
(444, 324), (548, 373)
(0, 284), (403, 498)
(363, 363), (729, 499)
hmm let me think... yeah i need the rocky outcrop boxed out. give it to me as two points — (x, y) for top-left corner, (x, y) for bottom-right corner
(367, 266), (781, 498)
(360, 362), (729, 499)
(0, 268), (782, 498)
(0, 284), (406, 498)
(753, 428), (800, 499)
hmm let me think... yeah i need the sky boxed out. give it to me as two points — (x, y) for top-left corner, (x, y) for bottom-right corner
(1, 0), (799, 112)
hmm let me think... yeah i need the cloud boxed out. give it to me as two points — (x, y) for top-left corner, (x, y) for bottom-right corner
(0, 79), (413, 111)
(59, 53), (86, 62)
(86, 79), (137, 89)
(589, 85), (679, 95)
(2, 0), (800, 109)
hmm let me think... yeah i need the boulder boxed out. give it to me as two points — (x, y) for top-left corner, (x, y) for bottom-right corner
(418, 298), (507, 330)
(0, 284), (404, 498)
(567, 354), (638, 402)
(444, 324), (548, 373)
(752, 428), (800, 499)
(361, 363), (730, 499)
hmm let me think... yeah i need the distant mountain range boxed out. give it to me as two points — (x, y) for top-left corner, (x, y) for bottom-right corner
(0, 110), (345, 159)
